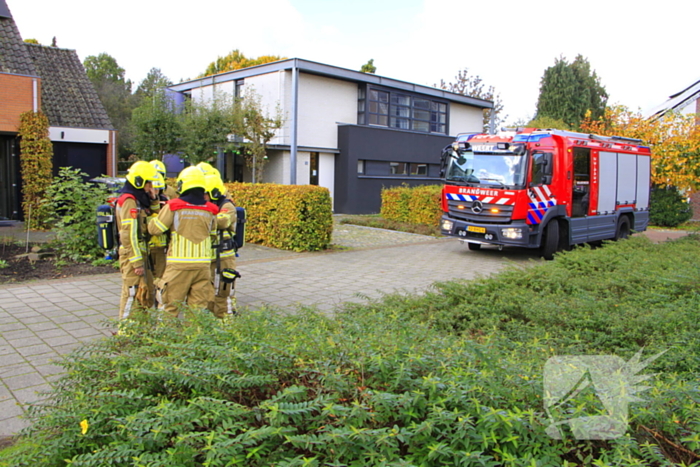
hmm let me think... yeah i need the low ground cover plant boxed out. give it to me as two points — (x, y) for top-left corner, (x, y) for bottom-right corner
(3, 236), (699, 466)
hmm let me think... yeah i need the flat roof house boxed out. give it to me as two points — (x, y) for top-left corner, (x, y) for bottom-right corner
(0, 0), (115, 221)
(168, 59), (492, 214)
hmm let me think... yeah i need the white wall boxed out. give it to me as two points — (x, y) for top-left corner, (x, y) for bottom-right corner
(297, 74), (357, 149)
(448, 104), (484, 135)
(49, 127), (110, 144)
(319, 152), (335, 202)
(296, 151), (311, 185)
(242, 72), (288, 146)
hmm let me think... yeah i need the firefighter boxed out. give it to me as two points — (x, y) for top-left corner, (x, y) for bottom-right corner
(197, 161), (221, 178)
(116, 161), (164, 319)
(204, 173), (239, 318)
(147, 160), (176, 279)
(150, 160), (179, 199)
(148, 166), (220, 318)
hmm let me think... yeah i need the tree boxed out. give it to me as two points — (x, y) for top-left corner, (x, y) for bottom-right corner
(526, 115), (571, 131)
(131, 90), (182, 160)
(134, 68), (173, 102)
(24, 38), (39, 44)
(231, 88), (284, 183)
(200, 50), (285, 77)
(581, 106), (700, 193)
(83, 53), (136, 159)
(360, 59), (376, 74)
(437, 68), (507, 132)
(180, 93), (235, 165)
(535, 55), (607, 130)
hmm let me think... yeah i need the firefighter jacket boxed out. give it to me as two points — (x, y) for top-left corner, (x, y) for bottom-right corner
(115, 193), (157, 269)
(211, 199), (238, 260)
(148, 199), (220, 265)
(164, 185), (179, 200)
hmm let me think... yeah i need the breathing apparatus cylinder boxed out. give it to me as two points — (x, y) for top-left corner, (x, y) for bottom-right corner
(97, 204), (116, 250)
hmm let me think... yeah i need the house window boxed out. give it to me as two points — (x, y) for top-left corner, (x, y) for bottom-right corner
(361, 160), (438, 177)
(390, 162), (407, 175)
(359, 85), (448, 134)
(235, 80), (245, 99)
(368, 89), (389, 126)
(410, 163), (428, 176)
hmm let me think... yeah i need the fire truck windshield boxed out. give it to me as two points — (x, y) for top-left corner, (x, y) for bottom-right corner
(444, 148), (527, 188)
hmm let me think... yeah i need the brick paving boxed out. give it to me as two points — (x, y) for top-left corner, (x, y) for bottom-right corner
(0, 222), (691, 439)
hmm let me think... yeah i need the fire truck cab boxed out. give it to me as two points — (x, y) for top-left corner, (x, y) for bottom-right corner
(439, 128), (651, 259)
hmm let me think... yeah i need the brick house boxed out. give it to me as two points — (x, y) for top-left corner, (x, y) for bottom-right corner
(0, 0), (116, 221)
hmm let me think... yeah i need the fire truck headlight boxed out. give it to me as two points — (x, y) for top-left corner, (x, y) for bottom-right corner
(501, 227), (523, 240)
(441, 219), (454, 231)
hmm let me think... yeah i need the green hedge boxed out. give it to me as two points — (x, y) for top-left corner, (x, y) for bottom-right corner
(226, 183), (333, 252)
(649, 185), (693, 227)
(380, 184), (442, 226)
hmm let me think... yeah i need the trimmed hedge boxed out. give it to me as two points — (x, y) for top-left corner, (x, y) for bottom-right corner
(380, 184), (442, 226)
(226, 183), (333, 252)
(649, 185), (693, 227)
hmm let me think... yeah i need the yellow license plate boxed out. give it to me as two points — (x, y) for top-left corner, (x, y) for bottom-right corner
(467, 226), (486, 234)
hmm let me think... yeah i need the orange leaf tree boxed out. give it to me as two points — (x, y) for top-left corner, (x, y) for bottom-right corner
(581, 106), (700, 193)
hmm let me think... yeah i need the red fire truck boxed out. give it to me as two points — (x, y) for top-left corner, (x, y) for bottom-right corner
(439, 128), (651, 259)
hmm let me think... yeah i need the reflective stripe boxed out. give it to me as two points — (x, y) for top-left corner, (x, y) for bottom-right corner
(168, 231), (211, 263)
(121, 219), (143, 263)
(152, 218), (168, 233)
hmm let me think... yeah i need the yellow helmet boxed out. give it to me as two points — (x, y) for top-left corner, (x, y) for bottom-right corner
(177, 166), (206, 193)
(196, 162), (221, 178)
(204, 173), (226, 201)
(126, 161), (160, 189)
(150, 160), (166, 176)
(152, 173), (165, 190)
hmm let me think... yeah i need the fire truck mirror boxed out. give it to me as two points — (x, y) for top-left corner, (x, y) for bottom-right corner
(543, 153), (553, 175)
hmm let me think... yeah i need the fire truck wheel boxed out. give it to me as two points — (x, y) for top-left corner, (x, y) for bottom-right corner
(614, 216), (631, 240)
(467, 242), (481, 251)
(540, 220), (559, 260)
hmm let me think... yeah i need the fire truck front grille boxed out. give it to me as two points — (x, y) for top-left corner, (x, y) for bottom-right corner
(447, 199), (514, 223)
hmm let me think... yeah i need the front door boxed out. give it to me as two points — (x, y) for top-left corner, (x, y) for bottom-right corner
(0, 135), (21, 220)
(310, 152), (319, 185)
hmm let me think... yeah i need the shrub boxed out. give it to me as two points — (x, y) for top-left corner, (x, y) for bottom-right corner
(42, 167), (110, 262)
(380, 184), (442, 226)
(649, 185), (693, 227)
(18, 111), (53, 229)
(4, 236), (700, 465)
(226, 182), (333, 252)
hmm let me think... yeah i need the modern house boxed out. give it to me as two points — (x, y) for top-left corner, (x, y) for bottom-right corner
(0, 0), (115, 221)
(648, 78), (700, 121)
(647, 78), (700, 220)
(168, 59), (492, 214)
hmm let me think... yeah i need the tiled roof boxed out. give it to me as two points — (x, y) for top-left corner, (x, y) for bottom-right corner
(0, 10), (37, 76)
(25, 44), (113, 130)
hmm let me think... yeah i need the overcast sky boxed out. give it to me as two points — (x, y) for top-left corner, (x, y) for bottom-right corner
(8, 0), (699, 125)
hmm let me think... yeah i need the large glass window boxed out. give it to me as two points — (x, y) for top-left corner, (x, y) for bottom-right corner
(368, 89), (389, 126)
(359, 86), (448, 134)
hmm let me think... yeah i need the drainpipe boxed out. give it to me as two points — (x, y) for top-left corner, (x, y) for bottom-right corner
(112, 131), (117, 176)
(32, 79), (38, 112)
(290, 59), (299, 185)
